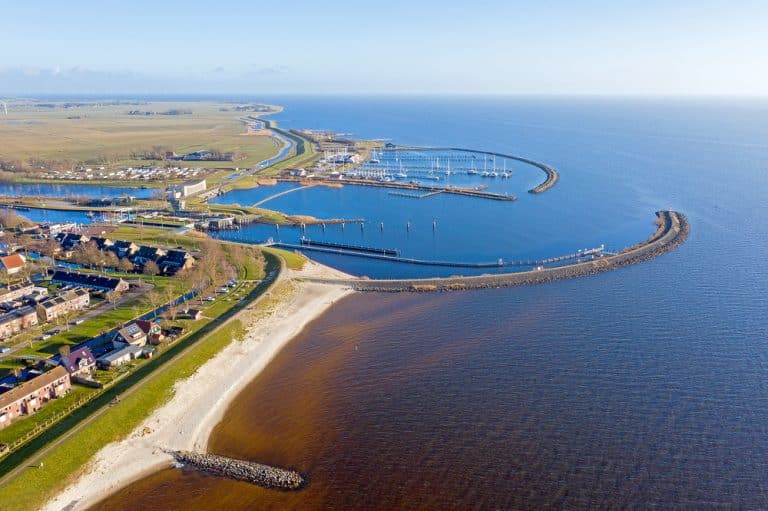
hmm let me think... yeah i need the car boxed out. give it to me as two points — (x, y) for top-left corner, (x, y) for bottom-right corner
(0, 347), (10, 354)
(41, 334), (52, 340)
(203, 296), (215, 302)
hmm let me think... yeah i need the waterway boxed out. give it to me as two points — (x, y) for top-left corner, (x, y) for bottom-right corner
(0, 182), (156, 200)
(88, 96), (768, 510)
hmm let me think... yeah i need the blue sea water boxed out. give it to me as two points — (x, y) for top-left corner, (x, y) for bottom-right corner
(65, 96), (768, 509)
(207, 97), (768, 281)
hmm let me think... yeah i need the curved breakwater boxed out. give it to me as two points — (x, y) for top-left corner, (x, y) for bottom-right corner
(305, 210), (688, 292)
(386, 146), (560, 193)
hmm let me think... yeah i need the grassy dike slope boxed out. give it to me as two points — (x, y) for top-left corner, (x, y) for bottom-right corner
(0, 253), (283, 511)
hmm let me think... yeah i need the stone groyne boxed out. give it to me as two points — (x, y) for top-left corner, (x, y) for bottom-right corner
(171, 451), (305, 490)
(304, 210), (688, 292)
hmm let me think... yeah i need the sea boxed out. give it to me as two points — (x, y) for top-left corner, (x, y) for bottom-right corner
(78, 96), (768, 509)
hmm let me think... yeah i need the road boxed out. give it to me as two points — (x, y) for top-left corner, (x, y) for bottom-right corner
(0, 254), (283, 485)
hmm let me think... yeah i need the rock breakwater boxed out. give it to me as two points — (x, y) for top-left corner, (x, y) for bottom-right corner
(304, 210), (688, 292)
(171, 451), (305, 490)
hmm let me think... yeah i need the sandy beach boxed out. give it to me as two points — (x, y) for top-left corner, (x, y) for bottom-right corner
(42, 261), (353, 511)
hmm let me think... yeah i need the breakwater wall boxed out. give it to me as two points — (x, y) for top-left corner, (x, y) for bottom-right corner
(171, 451), (304, 490)
(278, 177), (516, 201)
(385, 146), (560, 194)
(303, 211), (688, 292)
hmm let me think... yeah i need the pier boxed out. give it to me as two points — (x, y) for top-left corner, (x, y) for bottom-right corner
(299, 237), (400, 256)
(253, 185), (313, 207)
(279, 177), (516, 201)
(269, 241), (606, 269)
(388, 190), (445, 199)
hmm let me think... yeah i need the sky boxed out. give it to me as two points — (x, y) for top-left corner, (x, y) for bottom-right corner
(1, 0), (766, 96)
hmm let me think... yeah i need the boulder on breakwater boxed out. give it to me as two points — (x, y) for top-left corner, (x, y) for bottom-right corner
(170, 450), (305, 490)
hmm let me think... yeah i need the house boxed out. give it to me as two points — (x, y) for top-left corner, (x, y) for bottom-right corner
(183, 308), (203, 320)
(59, 233), (90, 251)
(0, 281), (35, 302)
(43, 223), (77, 237)
(158, 250), (194, 275)
(110, 240), (139, 259)
(0, 254), (26, 275)
(59, 347), (96, 378)
(0, 306), (39, 338)
(114, 322), (147, 347)
(0, 366), (70, 429)
(136, 319), (164, 344)
(89, 236), (114, 251)
(36, 289), (90, 322)
(51, 270), (129, 293)
(131, 245), (167, 266)
(25, 287), (49, 303)
(96, 344), (155, 369)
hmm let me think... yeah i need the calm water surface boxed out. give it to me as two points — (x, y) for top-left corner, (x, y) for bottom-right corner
(93, 97), (768, 510)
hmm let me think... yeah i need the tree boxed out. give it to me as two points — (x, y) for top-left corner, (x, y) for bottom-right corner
(143, 289), (163, 319)
(58, 345), (71, 358)
(118, 257), (135, 273)
(143, 261), (160, 276)
(106, 290), (121, 309)
(163, 283), (180, 321)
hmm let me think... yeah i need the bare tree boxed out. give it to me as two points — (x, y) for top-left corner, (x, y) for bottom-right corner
(143, 261), (160, 276)
(106, 290), (121, 310)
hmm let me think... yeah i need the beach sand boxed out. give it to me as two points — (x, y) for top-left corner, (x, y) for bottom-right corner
(42, 261), (353, 511)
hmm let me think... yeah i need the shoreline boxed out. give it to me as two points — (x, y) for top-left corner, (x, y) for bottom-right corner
(42, 263), (353, 511)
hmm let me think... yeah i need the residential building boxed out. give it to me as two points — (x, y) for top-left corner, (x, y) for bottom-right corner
(131, 245), (167, 266)
(0, 366), (71, 429)
(0, 281), (35, 302)
(59, 347), (96, 378)
(136, 319), (164, 344)
(158, 249), (194, 274)
(184, 308), (203, 320)
(114, 322), (147, 347)
(36, 289), (90, 322)
(58, 233), (90, 251)
(89, 236), (115, 251)
(110, 240), (139, 259)
(0, 254), (26, 275)
(0, 306), (39, 338)
(51, 270), (129, 293)
(97, 344), (155, 368)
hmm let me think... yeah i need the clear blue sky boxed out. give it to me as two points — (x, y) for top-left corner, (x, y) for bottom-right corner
(2, 0), (766, 95)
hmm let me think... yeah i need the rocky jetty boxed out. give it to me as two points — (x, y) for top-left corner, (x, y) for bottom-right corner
(171, 451), (304, 490)
(306, 210), (688, 293)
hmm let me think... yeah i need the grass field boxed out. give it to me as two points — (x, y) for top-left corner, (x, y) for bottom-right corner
(0, 253), (282, 511)
(0, 100), (280, 170)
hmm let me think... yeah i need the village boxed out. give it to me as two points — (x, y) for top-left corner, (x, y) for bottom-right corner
(0, 208), (264, 454)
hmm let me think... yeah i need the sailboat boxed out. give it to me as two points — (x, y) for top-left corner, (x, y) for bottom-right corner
(396, 162), (407, 179)
(467, 160), (478, 175)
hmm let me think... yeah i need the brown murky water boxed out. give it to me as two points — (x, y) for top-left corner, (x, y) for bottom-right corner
(93, 276), (768, 510)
